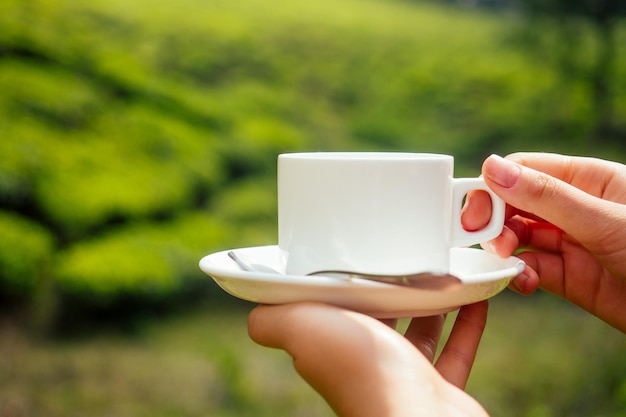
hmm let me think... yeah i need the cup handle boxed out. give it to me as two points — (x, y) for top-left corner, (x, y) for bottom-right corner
(450, 178), (505, 248)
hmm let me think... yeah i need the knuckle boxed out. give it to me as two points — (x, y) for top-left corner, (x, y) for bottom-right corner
(527, 172), (560, 201)
(414, 335), (438, 362)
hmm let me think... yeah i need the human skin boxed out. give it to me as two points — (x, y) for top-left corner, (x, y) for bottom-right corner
(463, 153), (626, 332)
(248, 301), (490, 417)
(247, 151), (626, 417)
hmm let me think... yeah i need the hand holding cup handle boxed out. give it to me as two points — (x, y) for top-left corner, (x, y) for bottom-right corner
(450, 178), (505, 248)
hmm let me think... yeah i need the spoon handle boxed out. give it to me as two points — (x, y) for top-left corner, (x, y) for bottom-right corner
(228, 251), (254, 272)
(308, 271), (462, 291)
(228, 251), (282, 274)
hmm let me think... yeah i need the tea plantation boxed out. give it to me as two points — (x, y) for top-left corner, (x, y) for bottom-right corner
(1, 0), (624, 314)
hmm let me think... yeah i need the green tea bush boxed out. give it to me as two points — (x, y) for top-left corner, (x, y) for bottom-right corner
(0, 0), (623, 309)
(211, 178), (278, 227)
(34, 109), (224, 237)
(55, 214), (235, 302)
(0, 211), (53, 295)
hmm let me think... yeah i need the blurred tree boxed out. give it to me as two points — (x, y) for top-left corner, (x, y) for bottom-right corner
(433, 0), (626, 145)
(521, 0), (626, 144)
(440, 0), (626, 146)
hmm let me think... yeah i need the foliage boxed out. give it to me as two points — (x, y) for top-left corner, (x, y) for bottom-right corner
(55, 215), (235, 301)
(512, 0), (626, 146)
(0, 211), (53, 294)
(0, 0), (624, 308)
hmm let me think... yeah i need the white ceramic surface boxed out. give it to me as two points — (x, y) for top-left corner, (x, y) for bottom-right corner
(278, 152), (505, 276)
(199, 245), (524, 318)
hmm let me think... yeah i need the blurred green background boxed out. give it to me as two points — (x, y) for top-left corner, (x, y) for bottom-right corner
(1, 0), (625, 415)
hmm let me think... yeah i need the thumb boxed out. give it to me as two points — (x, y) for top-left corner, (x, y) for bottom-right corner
(482, 154), (621, 247)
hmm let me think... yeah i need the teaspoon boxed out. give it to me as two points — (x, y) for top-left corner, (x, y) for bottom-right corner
(228, 251), (462, 291)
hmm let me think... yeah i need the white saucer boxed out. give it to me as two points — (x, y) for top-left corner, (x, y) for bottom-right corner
(199, 245), (525, 318)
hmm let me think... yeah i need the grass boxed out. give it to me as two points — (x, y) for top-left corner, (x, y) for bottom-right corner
(0, 300), (332, 417)
(468, 294), (626, 417)
(1, 292), (625, 417)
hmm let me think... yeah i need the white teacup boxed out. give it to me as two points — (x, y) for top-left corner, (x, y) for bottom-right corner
(278, 152), (505, 276)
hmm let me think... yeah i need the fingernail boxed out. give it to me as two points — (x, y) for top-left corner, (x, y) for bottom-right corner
(485, 155), (521, 188)
(481, 239), (496, 253)
(513, 270), (531, 294)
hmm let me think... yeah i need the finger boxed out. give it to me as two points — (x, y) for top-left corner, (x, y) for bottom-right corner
(482, 214), (565, 259)
(435, 301), (488, 390)
(461, 190), (492, 231)
(379, 318), (398, 329)
(248, 304), (289, 349)
(481, 224), (520, 258)
(507, 216), (565, 253)
(508, 264), (540, 295)
(403, 314), (446, 362)
(463, 190), (526, 231)
(515, 251), (565, 297)
(248, 303), (452, 417)
(482, 154), (623, 248)
(248, 302), (424, 373)
(517, 250), (626, 332)
(507, 152), (626, 202)
(248, 304), (393, 399)
(248, 302), (368, 353)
